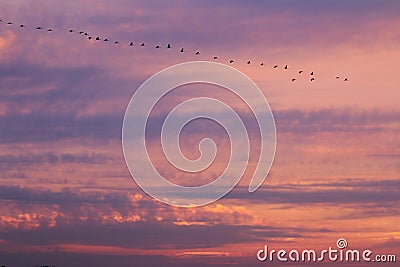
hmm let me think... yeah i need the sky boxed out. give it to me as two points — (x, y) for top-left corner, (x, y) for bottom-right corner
(0, 0), (399, 266)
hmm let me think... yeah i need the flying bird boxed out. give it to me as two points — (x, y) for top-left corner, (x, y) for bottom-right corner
(36, 27), (42, 30)
(114, 41), (119, 44)
(195, 51), (200, 55)
(284, 64), (288, 69)
(156, 45), (160, 49)
(311, 77), (315, 81)
(344, 78), (348, 81)
(47, 29), (53, 32)
(292, 78), (296, 82)
(273, 65), (278, 68)
(229, 60), (234, 63)
(261, 62), (264, 66)
(336, 76), (340, 79)
(104, 38), (108, 41)
(19, 24), (26, 27)
(69, 29), (74, 32)
(141, 43), (145, 46)
(180, 48), (184, 52)
(95, 37), (100, 40)
(84, 32), (88, 36)
(247, 60), (251, 64)
(7, 22), (12, 25)
(299, 70), (303, 74)
(310, 71), (314, 75)
(129, 42), (134, 46)
(79, 31), (84, 34)
(88, 36), (92, 40)
(213, 56), (218, 60)
(167, 43), (171, 48)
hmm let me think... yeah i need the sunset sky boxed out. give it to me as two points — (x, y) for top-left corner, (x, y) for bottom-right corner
(0, 1), (399, 266)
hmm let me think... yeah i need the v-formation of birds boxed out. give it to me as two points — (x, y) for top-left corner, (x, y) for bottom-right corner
(1, 19), (349, 82)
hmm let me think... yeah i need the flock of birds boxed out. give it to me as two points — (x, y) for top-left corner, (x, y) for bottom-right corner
(1, 19), (349, 83)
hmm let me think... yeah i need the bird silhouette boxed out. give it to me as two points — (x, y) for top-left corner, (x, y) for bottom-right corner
(0, 18), (351, 83)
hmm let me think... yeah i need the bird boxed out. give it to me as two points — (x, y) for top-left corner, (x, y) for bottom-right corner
(311, 77), (315, 81)
(104, 38), (108, 42)
(195, 51), (200, 55)
(167, 43), (171, 48)
(79, 31), (84, 34)
(88, 36), (92, 40)
(310, 71), (314, 75)
(229, 60), (234, 63)
(69, 29), (74, 32)
(213, 56), (218, 60)
(336, 76), (340, 79)
(156, 45), (160, 49)
(140, 43), (145, 46)
(180, 48), (184, 52)
(261, 62), (264, 66)
(284, 64), (288, 69)
(129, 42), (134, 46)
(247, 60), (251, 64)
(273, 65), (278, 68)
(36, 27), (42, 30)
(299, 70), (303, 74)
(95, 37), (100, 41)
(292, 78), (296, 82)
(7, 22), (12, 25)
(19, 24), (26, 27)
(114, 41), (119, 44)
(47, 29), (53, 32)
(84, 32), (88, 36)
(344, 78), (348, 81)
